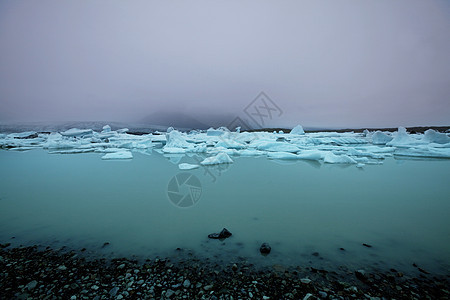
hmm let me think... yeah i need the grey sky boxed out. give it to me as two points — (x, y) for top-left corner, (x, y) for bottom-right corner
(0, 0), (449, 128)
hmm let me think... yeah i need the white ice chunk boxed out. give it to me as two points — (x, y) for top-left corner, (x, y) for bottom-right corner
(238, 149), (266, 156)
(7, 131), (37, 139)
(60, 128), (93, 137)
(101, 151), (133, 160)
(290, 125), (305, 135)
(355, 146), (395, 153)
(178, 163), (199, 170)
(422, 129), (450, 144)
(371, 131), (393, 145)
(200, 152), (233, 165)
(386, 127), (422, 147)
(49, 149), (95, 154)
(255, 141), (300, 153)
(165, 130), (192, 148)
(102, 125), (111, 133)
(297, 150), (324, 161)
(394, 147), (450, 159)
(323, 152), (357, 164)
(356, 163), (365, 168)
(267, 152), (299, 160)
(346, 148), (384, 159)
(215, 139), (246, 149)
(163, 147), (187, 154)
(207, 128), (225, 136)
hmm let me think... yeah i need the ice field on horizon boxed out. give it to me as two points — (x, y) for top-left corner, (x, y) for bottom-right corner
(1, 124), (450, 166)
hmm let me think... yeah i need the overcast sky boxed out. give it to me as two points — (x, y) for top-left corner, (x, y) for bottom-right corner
(0, 0), (449, 128)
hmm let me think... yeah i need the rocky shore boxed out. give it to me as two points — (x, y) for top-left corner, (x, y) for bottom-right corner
(1, 244), (449, 299)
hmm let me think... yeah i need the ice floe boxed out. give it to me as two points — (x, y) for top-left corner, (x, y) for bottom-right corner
(178, 163), (200, 170)
(323, 152), (357, 164)
(200, 152), (233, 165)
(101, 151), (133, 160)
(1, 125), (449, 164)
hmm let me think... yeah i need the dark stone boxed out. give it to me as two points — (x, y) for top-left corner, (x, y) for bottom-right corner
(102, 242), (110, 248)
(259, 243), (271, 255)
(418, 268), (430, 274)
(355, 269), (367, 281)
(339, 248), (345, 251)
(312, 252), (320, 257)
(208, 228), (232, 240)
(362, 243), (372, 248)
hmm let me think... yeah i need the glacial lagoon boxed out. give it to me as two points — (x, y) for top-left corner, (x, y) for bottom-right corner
(1, 148), (449, 276)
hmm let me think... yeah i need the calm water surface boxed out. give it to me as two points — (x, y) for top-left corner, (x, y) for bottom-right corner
(0, 150), (449, 275)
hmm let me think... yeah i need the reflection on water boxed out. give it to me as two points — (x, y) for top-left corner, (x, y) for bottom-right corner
(0, 149), (449, 275)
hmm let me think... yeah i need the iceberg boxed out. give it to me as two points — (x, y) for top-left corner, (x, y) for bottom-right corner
(206, 128), (225, 136)
(323, 152), (357, 164)
(422, 129), (450, 144)
(297, 150), (324, 161)
(394, 147), (450, 159)
(290, 125), (305, 135)
(255, 141), (300, 153)
(386, 127), (422, 147)
(371, 131), (393, 145)
(162, 147), (187, 154)
(267, 152), (300, 160)
(7, 131), (37, 139)
(60, 128), (93, 137)
(178, 163), (200, 170)
(101, 151), (133, 160)
(200, 152), (233, 165)
(165, 130), (192, 148)
(102, 125), (111, 133)
(238, 149), (265, 156)
(215, 139), (246, 149)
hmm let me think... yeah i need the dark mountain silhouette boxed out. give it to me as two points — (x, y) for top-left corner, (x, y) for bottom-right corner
(140, 111), (235, 130)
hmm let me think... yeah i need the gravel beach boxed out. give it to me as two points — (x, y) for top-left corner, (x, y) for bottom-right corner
(1, 243), (448, 299)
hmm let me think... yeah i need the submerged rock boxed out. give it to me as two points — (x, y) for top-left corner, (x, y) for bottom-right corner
(259, 243), (271, 255)
(208, 228), (232, 240)
(355, 269), (367, 281)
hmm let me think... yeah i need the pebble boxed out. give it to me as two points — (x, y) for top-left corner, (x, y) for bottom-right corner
(57, 265), (67, 271)
(300, 278), (312, 284)
(109, 287), (119, 297)
(117, 264), (125, 269)
(204, 284), (214, 291)
(318, 291), (328, 298)
(26, 280), (37, 290)
(355, 269), (367, 281)
(232, 264), (238, 271)
(165, 289), (175, 298)
(303, 293), (313, 300)
(183, 279), (191, 288)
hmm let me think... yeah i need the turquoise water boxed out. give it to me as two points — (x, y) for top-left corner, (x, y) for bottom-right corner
(0, 149), (449, 275)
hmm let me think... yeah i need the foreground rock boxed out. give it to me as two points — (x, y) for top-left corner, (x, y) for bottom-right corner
(259, 243), (272, 255)
(208, 228), (232, 240)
